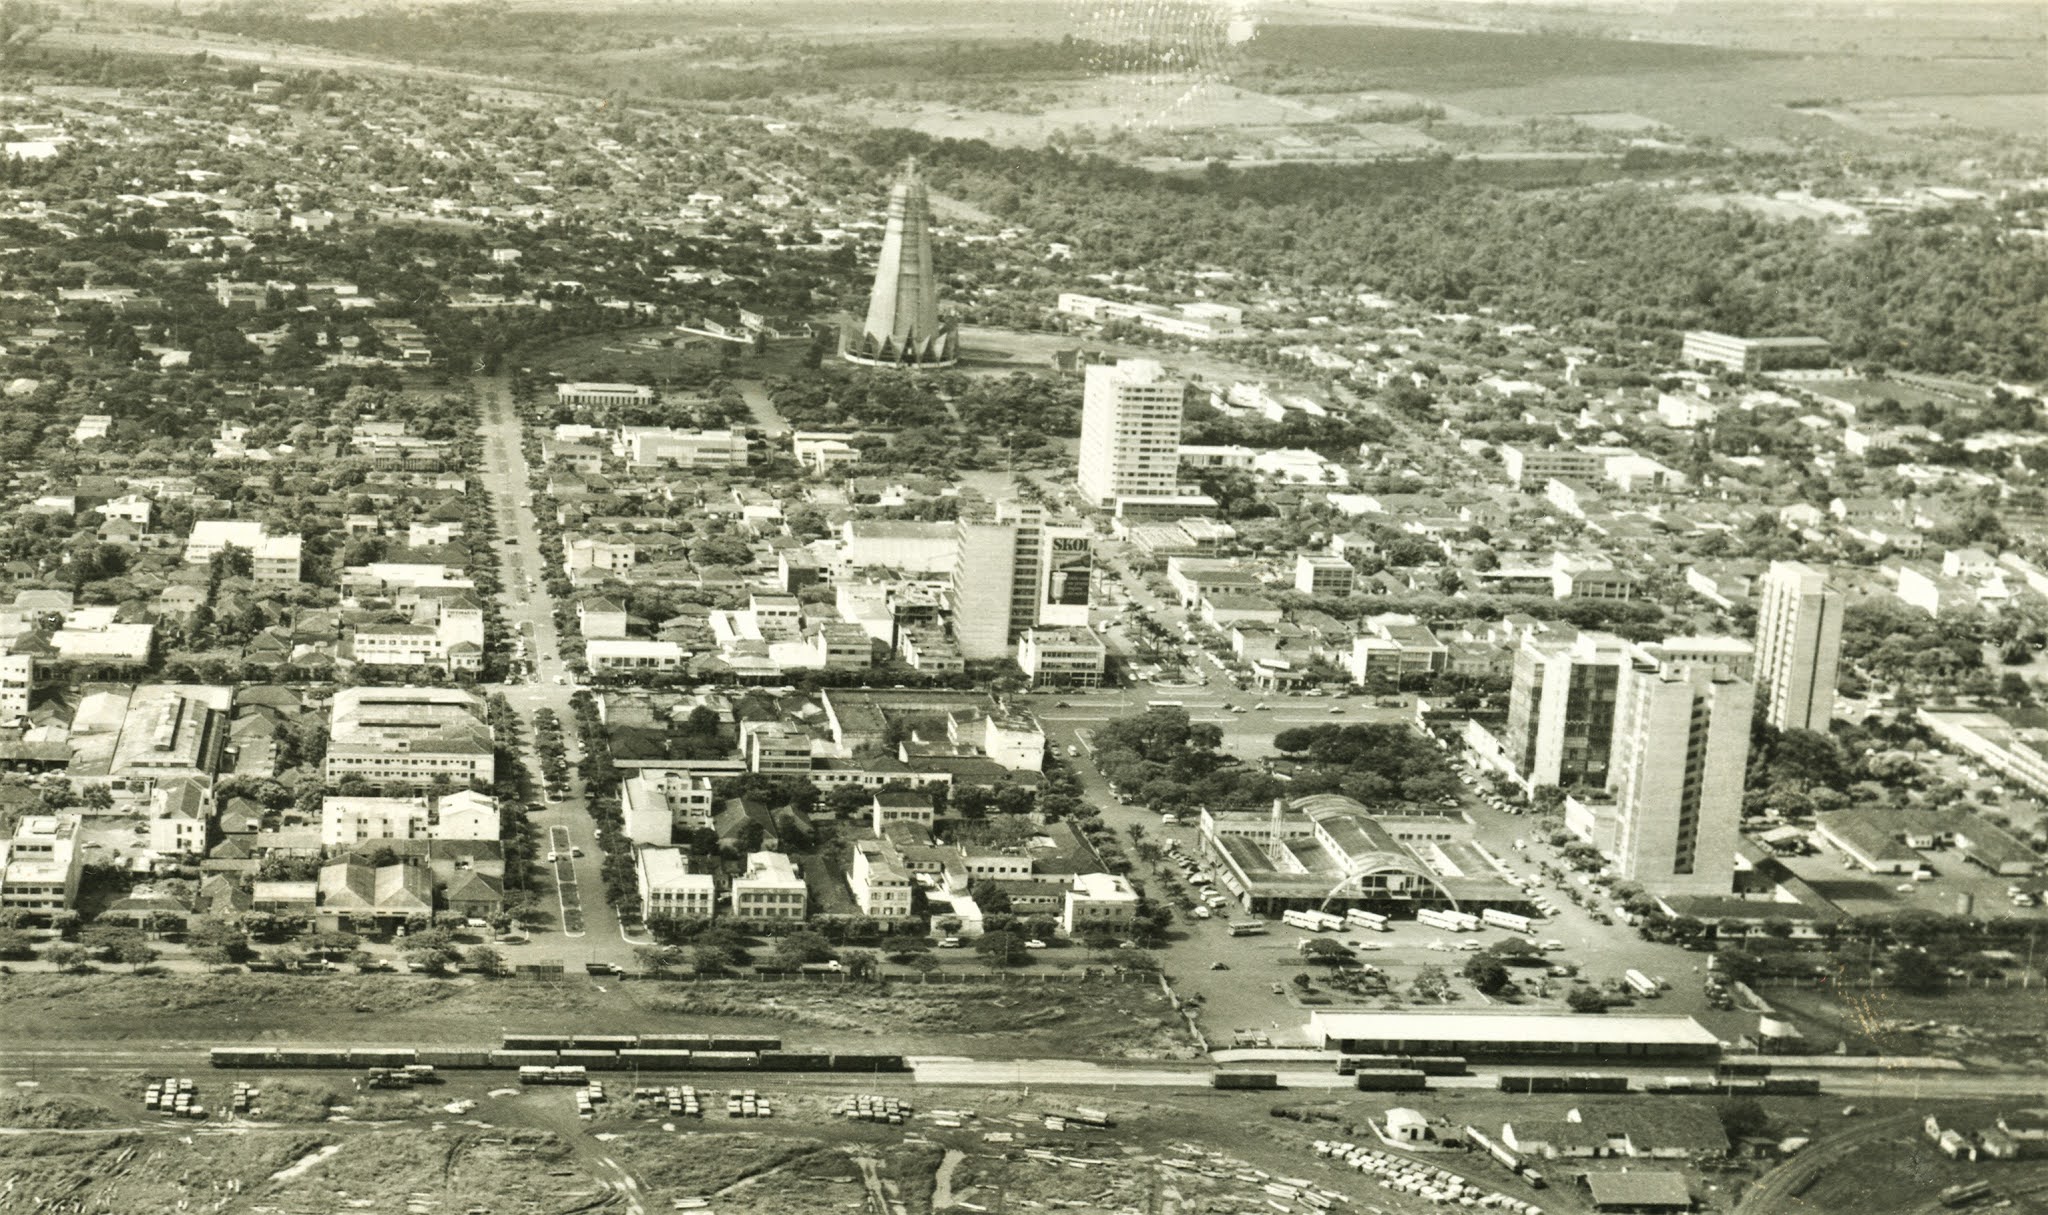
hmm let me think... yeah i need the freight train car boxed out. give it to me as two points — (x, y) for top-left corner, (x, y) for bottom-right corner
(757, 1051), (833, 1072)
(1762, 1076), (1822, 1095)
(1213, 1073), (1280, 1090)
(708, 1036), (783, 1052)
(414, 1049), (494, 1069)
(1353, 1069), (1429, 1092)
(1338, 1054), (1467, 1076)
(829, 1053), (910, 1073)
(634, 1034), (712, 1052)
(617, 1050), (695, 1071)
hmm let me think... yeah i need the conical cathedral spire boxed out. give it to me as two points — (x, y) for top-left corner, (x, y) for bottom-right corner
(842, 158), (958, 367)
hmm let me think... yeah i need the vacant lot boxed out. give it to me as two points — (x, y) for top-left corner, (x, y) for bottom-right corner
(1765, 984), (2048, 1067)
(0, 972), (1191, 1058)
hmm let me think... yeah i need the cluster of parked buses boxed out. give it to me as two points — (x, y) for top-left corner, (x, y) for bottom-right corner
(1267, 905), (1547, 937)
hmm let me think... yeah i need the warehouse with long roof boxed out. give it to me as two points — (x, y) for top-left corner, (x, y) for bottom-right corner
(1310, 1010), (1722, 1063)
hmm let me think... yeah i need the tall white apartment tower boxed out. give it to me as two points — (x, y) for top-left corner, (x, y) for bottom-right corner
(1754, 560), (1843, 735)
(1610, 652), (1754, 895)
(950, 499), (1092, 661)
(1077, 359), (1184, 508)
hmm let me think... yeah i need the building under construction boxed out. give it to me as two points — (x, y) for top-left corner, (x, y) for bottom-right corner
(1197, 795), (1531, 917)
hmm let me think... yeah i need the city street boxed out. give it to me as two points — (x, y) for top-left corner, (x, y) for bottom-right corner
(473, 375), (636, 969)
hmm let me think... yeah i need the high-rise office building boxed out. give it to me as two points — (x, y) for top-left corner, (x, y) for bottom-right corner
(950, 500), (1091, 660)
(842, 158), (957, 367)
(1754, 560), (1843, 734)
(1077, 359), (1184, 507)
(1609, 652), (1753, 894)
(1503, 630), (1632, 791)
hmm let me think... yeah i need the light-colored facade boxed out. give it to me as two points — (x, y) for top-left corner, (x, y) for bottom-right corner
(949, 500), (1092, 661)
(615, 427), (748, 468)
(319, 792), (499, 848)
(351, 604), (484, 672)
(1680, 330), (1831, 373)
(1502, 631), (1632, 792)
(1061, 871), (1140, 935)
(0, 653), (31, 722)
(1753, 560), (1843, 735)
(323, 687), (494, 788)
(585, 638), (687, 674)
(1296, 554), (1357, 597)
(621, 770), (716, 846)
(1609, 657), (1753, 895)
(843, 159), (957, 367)
(557, 382), (655, 409)
(1017, 626), (1107, 688)
(1498, 445), (1603, 491)
(184, 520), (302, 584)
(731, 851), (808, 920)
(0, 814), (83, 911)
(636, 847), (717, 919)
(1078, 359), (1184, 508)
(850, 838), (914, 920)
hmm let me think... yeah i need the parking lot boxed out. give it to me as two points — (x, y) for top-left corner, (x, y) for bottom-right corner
(1065, 729), (1763, 1048)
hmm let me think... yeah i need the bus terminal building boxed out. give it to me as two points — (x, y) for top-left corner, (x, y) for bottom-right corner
(1310, 1011), (1722, 1063)
(1198, 795), (1531, 918)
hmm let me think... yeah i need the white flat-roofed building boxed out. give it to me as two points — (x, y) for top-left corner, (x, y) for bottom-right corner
(1296, 553), (1357, 597)
(1309, 1010), (1721, 1061)
(615, 427), (748, 468)
(850, 838), (914, 920)
(565, 537), (637, 577)
(0, 814), (83, 911)
(1017, 626), (1106, 688)
(1078, 359), (1185, 508)
(621, 770), (716, 846)
(585, 638), (687, 674)
(1499, 444), (1604, 490)
(1754, 560), (1843, 735)
(1178, 443), (1256, 469)
(557, 382), (655, 408)
(636, 847), (716, 918)
(0, 653), (31, 722)
(1681, 330), (1831, 374)
(1062, 870), (1139, 935)
(351, 602), (485, 672)
(319, 791), (499, 848)
(184, 520), (302, 583)
(840, 520), (958, 576)
(732, 850), (807, 920)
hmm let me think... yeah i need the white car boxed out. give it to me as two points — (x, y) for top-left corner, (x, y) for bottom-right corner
(546, 851), (558, 863)
(1024, 938), (1048, 949)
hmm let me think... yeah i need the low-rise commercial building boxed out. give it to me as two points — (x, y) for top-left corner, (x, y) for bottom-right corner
(636, 847), (717, 919)
(731, 850), (807, 920)
(1017, 626), (1106, 688)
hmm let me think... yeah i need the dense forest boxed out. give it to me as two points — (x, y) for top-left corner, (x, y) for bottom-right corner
(856, 131), (2048, 380)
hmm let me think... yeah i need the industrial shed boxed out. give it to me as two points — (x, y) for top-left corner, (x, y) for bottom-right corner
(1309, 1011), (1721, 1063)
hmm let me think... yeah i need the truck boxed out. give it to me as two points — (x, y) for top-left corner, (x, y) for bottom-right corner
(1624, 969), (1661, 998)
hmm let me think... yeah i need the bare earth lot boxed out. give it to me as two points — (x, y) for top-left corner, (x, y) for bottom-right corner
(0, 972), (1191, 1059)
